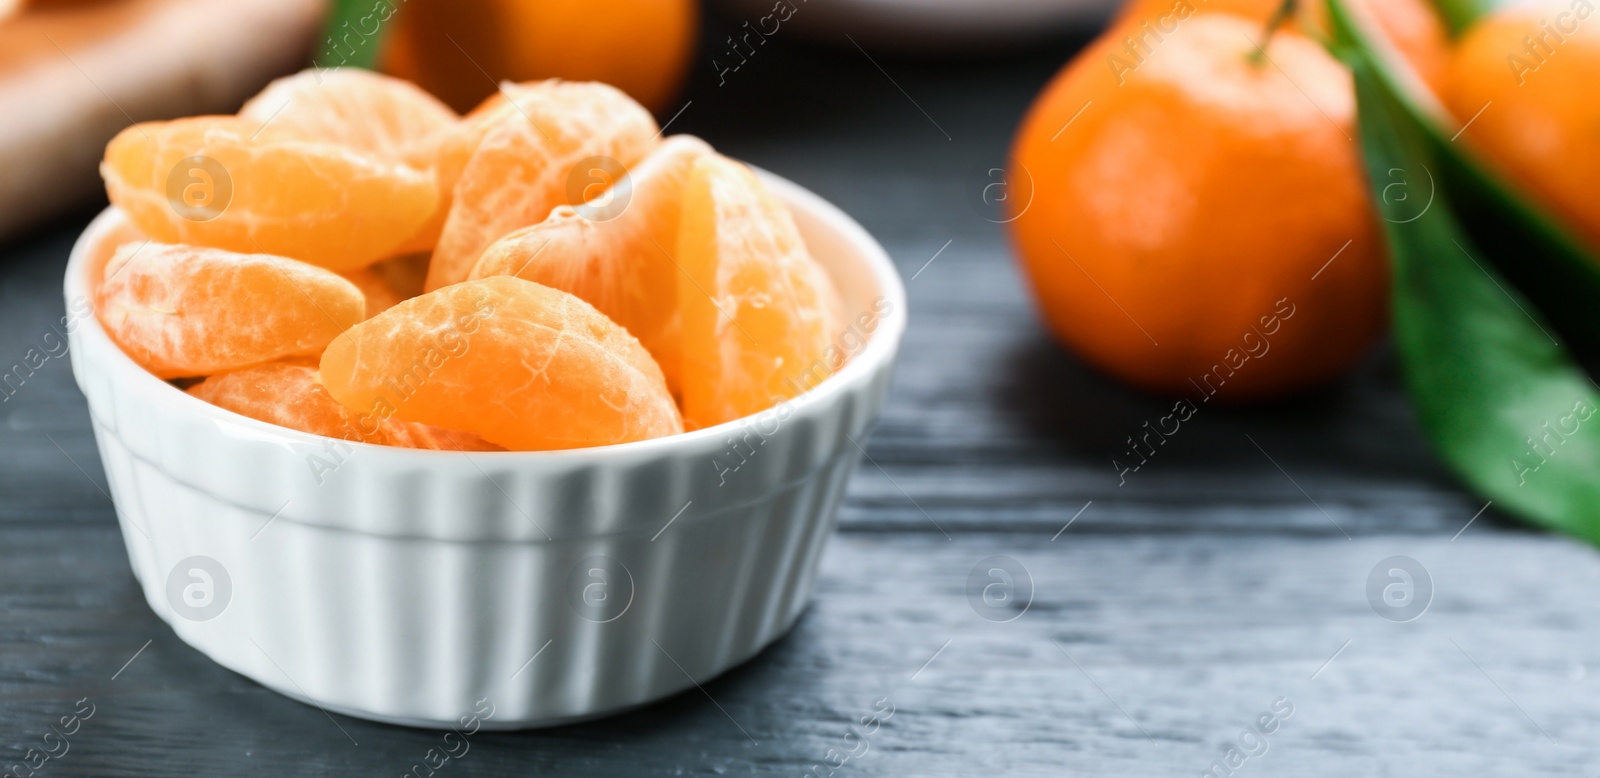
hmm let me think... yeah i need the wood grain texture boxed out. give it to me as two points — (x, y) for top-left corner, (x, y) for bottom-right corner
(2, 529), (1597, 776)
(2, 10), (1596, 776)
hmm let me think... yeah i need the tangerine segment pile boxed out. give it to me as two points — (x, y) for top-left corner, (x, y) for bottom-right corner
(96, 71), (855, 450)
(97, 242), (365, 379)
(187, 360), (427, 447)
(101, 116), (437, 271)
(238, 68), (458, 159)
(470, 134), (713, 393)
(318, 276), (683, 451)
(425, 80), (660, 291)
(675, 155), (845, 429)
(1444, 1), (1600, 253)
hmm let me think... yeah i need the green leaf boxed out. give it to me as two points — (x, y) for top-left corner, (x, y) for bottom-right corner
(1428, 0), (1496, 37)
(1431, 120), (1600, 355)
(1401, 10), (1600, 353)
(1328, 0), (1600, 543)
(316, 0), (395, 71)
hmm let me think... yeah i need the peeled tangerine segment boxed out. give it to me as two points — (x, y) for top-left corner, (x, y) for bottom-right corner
(318, 276), (683, 451)
(101, 116), (436, 271)
(239, 68), (458, 159)
(425, 80), (660, 291)
(97, 242), (365, 379)
(412, 424), (506, 452)
(470, 134), (713, 394)
(187, 360), (429, 447)
(239, 68), (459, 256)
(397, 86), (538, 254)
(677, 155), (846, 429)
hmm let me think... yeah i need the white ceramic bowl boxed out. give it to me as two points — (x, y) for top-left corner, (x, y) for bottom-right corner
(63, 171), (906, 729)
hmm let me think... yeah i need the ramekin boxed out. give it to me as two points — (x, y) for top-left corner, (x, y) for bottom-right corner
(63, 171), (906, 729)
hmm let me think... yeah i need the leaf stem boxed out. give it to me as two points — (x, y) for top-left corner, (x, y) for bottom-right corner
(1249, 0), (1300, 66)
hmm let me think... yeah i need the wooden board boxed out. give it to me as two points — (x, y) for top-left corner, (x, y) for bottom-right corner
(0, 0), (324, 241)
(2, 12), (1596, 776)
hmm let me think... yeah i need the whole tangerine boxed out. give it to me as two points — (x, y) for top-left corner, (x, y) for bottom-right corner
(1443, 0), (1600, 253)
(1113, 0), (1450, 90)
(1007, 13), (1387, 401)
(377, 0), (697, 115)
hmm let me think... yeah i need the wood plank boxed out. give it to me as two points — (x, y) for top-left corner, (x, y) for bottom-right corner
(1, 526), (1594, 776)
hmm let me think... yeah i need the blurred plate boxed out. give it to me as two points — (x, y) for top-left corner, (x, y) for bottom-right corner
(714, 0), (1119, 52)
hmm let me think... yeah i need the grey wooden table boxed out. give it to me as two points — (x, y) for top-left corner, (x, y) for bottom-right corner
(3, 12), (1597, 777)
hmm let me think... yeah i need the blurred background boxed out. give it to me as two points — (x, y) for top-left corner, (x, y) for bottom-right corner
(0, 0), (1121, 244)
